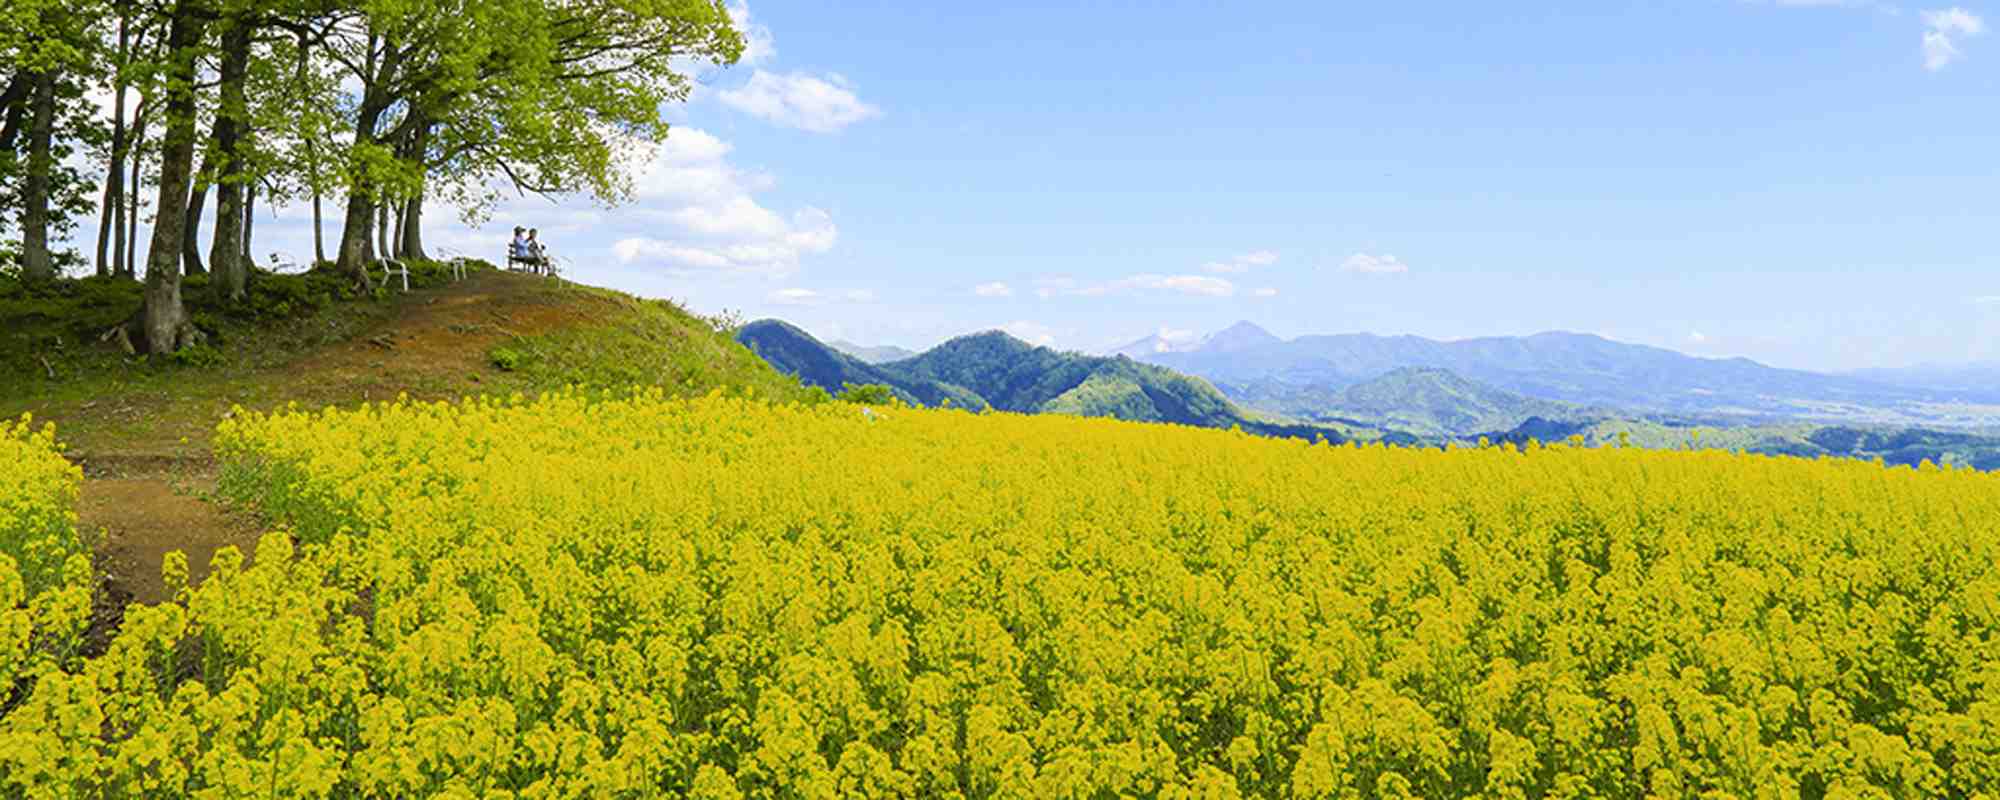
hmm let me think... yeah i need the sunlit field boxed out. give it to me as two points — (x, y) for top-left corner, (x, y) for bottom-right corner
(6, 393), (1997, 796)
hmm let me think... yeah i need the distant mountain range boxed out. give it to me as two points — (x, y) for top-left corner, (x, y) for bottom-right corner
(744, 319), (2000, 468)
(1217, 367), (1602, 437)
(1843, 363), (2000, 401)
(736, 320), (1342, 441)
(1102, 321), (1281, 359)
(1134, 321), (1985, 425)
(827, 340), (918, 365)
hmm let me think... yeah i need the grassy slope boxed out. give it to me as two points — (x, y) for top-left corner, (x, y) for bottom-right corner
(2, 266), (811, 456)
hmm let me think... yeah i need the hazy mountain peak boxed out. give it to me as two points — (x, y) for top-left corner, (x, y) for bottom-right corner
(827, 339), (919, 365)
(1199, 321), (1282, 353)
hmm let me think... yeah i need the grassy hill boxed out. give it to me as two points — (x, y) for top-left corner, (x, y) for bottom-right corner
(2, 263), (820, 606)
(2, 264), (813, 456)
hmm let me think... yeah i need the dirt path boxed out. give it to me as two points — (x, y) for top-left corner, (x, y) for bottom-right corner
(55, 270), (609, 611)
(75, 460), (265, 607)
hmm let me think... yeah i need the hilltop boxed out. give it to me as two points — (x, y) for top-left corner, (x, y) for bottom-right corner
(3, 265), (809, 454)
(1, 263), (812, 604)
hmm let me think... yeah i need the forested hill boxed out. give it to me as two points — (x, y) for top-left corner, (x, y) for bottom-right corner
(733, 320), (987, 410)
(737, 320), (1345, 441)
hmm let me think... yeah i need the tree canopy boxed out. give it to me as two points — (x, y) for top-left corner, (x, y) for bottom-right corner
(0, 0), (742, 352)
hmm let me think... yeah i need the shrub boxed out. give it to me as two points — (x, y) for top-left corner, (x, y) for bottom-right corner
(837, 382), (898, 405)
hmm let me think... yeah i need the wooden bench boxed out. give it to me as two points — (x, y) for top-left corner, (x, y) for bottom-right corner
(506, 249), (558, 279)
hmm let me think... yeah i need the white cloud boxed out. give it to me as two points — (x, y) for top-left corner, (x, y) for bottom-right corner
(1341, 253), (1410, 274)
(843, 289), (876, 302)
(974, 281), (1014, 297)
(1252, 287), (1279, 298)
(1923, 8), (1985, 70)
(609, 128), (837, 275)
(770, 288), (821, 305)
(719, 70), (880, 133)
(1203, 250), (1280, 274)
(1000, 321), (1060, 347)
(1688, 330), (1711, 344)
(726, 2), (776, 66)
(1973, 295), (2000, 305)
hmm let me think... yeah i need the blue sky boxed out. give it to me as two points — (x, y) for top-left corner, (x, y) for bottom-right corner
(109, 0), (2000, 371)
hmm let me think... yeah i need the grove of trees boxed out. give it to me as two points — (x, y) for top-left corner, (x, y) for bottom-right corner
(0, 0), (744, 352)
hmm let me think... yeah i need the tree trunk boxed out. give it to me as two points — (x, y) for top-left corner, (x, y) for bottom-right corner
(207, 20), (250, 301)
(97, 10), (133, 278)
(242, 181), (254, 263)
(340, 192), (375, 275)
(312, 192), (325, 265)
(0, 73), (26, 152)
(400, 195), (426, 260)
(391, 201), (405, 257)
(140, 4), (208, 354)
(333, 176), (379, 291)
(126, 105), (149, 279)
(296, 30), (325, 267)
(96, 95), (127, 278)
(19, 71), (57, 281)
(393, 121), (429, 260)
(182, 163), (208, 275)
(96, 163), (119, 278)
(376, 202), (391, 260)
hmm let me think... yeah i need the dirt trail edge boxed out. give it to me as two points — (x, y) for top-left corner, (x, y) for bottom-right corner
(62, 271), (596, 615)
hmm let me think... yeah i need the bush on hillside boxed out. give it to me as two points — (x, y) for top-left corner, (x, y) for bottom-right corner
(837, 382), (898, 405)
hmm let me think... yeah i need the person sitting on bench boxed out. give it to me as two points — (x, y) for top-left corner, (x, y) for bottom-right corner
(509, 227), (534, 269)
(527, 228), (549, 274)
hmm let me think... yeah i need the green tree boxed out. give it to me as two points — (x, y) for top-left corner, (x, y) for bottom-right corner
(324, 0), (743, 287)
(136, 0), (208, 352)
(0, 0), (105, 281)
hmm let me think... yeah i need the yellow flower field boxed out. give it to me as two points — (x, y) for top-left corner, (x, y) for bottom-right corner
(0, 416), (91, 694)
(5, 391), (2000, 797)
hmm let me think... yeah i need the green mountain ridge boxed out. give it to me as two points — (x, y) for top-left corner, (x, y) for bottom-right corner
(737, 321), (1343, 440)
(734, 320), (986, 409)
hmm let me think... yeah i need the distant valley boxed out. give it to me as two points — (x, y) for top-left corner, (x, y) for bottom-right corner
(1128, 322), (1998, 428)
(1215, 367), (1605, 438)
(744, 318), (2000, 470)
